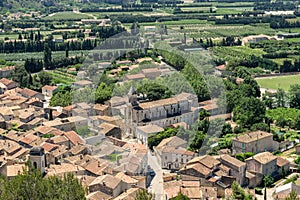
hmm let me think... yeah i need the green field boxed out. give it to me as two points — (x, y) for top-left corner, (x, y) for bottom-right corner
(256, 75), (300, 91)
(44, 11), (92, 20)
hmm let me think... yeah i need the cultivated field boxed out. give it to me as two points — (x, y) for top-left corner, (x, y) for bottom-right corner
(256, 74), (300, 91)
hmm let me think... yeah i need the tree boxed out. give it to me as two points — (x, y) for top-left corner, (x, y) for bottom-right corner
(172, 191), (189, 200)
(12, 65), (29, 88)
(135, 189), (154, 200)
(230, 181), (255, 200)
(276, 88), (286, 107)
(0, 163), (86, 200)
(38, 71), (52, 86)
(95, 82), (113, 104)
(43, 43), (52, 69)
(289, 84), (300, 109)
(233, 97), (266, 128)
(137, 82), (172, 101)
(263, 175), (274, 200)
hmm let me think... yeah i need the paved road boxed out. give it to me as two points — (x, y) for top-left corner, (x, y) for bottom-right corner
(147, 151), (164, 200)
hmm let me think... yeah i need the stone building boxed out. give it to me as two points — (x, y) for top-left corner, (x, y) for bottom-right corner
(232, 131), (274, 155)
(125, 88), (199, 136)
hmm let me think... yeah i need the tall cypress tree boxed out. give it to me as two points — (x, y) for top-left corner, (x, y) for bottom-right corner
(43, 44), (52, 69)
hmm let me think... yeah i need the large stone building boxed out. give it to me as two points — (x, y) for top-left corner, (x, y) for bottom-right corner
(232, 131), (274, 155)
(125, 88), (199, 136)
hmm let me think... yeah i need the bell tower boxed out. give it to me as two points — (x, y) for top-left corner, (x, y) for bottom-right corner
(29, 146), (46, 175)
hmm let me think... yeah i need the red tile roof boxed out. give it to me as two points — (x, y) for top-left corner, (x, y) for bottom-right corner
(64, 131), (84, 146)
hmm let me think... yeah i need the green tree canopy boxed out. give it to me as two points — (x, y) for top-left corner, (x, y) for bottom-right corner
(0, 165), (86, 200)
(233, 97), (266, 128)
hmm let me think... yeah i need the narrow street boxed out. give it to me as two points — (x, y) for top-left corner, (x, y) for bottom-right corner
(147, 151), (164, 200)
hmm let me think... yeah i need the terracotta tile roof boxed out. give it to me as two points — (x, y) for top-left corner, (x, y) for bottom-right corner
(233, 131), (273, 143)
(82, 160), (107, 176)
(98, 122), (118, 135)
(50, 135), (69, 144)
(20, 134), (39, 145)
(156, 136), (187, 149)
(115, 172), (138, 184)
(35, 126), (54, 135)
(94, 104), (109, 111)
(136, 124), (163, 134)
(216, 64), (226, 71)
(42, 85), (58, 91)
(247, 152), (277, 164)
(47, 163), (84, 176)
(69, 145), (86, 155)
(63, 131), (84, 145)
(125, 73), (145, 80)
(0, 78), (14, 86)
(181, 162), (211, 177)
(139, 97), (178, 109)
(220, 155), (245, 168)
(19, 88), (38, 97)
(188, 155), (220, 169)
(86, 191), (112, 200)
(277, 157), (289, 167)
(40, 142), (59, 152)
(182, 188), (201, 199)
(89, 174), (122, 189)
(63, 104), (76, 112)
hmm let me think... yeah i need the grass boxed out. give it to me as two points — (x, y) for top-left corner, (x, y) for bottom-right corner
(256, 74), (300, 91)
(44, 11), (92, 20)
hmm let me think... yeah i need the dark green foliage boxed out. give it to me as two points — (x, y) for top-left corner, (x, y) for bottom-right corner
(95, 82), (113, 104)
(283, 175), (299, 185)
(135, 189), (154, 200)
(266, 108), (300, 129)
(137, 82), (173, 101)
(50, 86), (72, 107)
(233, 97), (266, 128)
(235, 152), (254, 162)
(250, 123), (270, 132)
(171, 191), (189, 200)
(0, 164), (86, 200)
(148, 127), (179, 150)
(289, 84), (300, 109)
(44, 43), (52, 69)
(231, 181), (255, 200)
(24, 58), (43, 73)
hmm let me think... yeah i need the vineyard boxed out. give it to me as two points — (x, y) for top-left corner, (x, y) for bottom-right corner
(211, 46), (266, 61)
(47, 69), (76, 85)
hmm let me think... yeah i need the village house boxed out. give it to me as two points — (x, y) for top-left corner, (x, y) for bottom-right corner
(219, 155), (246, 186)
(42, 85), (58, 97)
(232, 131), (275, 155)
(18, 88), (45, 101)
(154, 136), (195, 170)
(0, 66), (15, 78)
(88, 174), (124, 197)
(0, 78), (18, 90)
(136, 124), (164, 145)
(0, 107), (14, 121)
(43, 116), (88, 132)
(245, 152), (289, 187)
